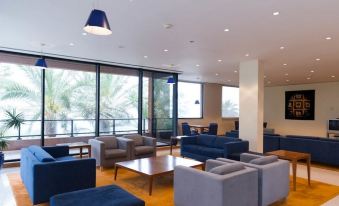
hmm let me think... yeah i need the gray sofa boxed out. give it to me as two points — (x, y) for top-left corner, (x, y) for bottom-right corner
(174, 159), (259, 206)
(88, 136), (133, 169)
(218, 153), (290, 206)
(122, 134), (156, 159)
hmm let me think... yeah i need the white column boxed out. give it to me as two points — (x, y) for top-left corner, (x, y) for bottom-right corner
(239, 59), (264, 152)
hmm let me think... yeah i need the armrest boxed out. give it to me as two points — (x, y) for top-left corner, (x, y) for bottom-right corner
(224, 141), (249, 157)
(116, 137), (134, 150)
(142, 136), (156, 147)
(43, 146), (69, 158)
(181, 136), (197, 145)
(88, 139), (105, 164)
(240, 153), (261, 163)
(205, 159), (227, 171)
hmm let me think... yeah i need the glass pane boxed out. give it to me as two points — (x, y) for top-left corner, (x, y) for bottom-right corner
(0, 59), (41, 161)
(99, 66), (139, 135)
(142, 73), (150, 135)
(44, 62), (96, 139)
(222, 86), (239, 118)
(178, 82), (202, 118)
(152, 73), (173, 143)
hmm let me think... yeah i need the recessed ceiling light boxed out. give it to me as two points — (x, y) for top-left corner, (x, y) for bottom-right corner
(286, 79), (290, 82)
(331, 75), (336, 78)
(224, 28), (230, 32)
(227, 80), (231, 82)
(280, 46), (285, 50)
(69, 43), (75, 46)
(234, 70), (238, 73)
(316, 58), (320, 61)
(218, 59), (222, 62)
(245, 53), (249, 57)
(164, 49), (169, 52)
(163, 24), (173, 29)
(82, 32), (87, 36)
(310, 70), (314, 73)
(307, 77), (311, 80)
(264, 75), (267, 78)
(267, 81), (271, 84)
(325, 37), (332, 40)
(196, 64), (200, 67)
(283, 63), (287, 66)
(143, 55), (148, 58)
(285, 73), (289, 76)
(273, 11), (280, 16)
(215, 73), (219, 76)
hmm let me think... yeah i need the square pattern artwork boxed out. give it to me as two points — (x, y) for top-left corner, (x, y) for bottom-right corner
(285, 90), (315, 120)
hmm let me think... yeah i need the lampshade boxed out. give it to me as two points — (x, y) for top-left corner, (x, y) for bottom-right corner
(167, 77), (175, 84)
(195, 100), (200, 104)
(35, 58), (47, 69)
(84, 9), (112, 35)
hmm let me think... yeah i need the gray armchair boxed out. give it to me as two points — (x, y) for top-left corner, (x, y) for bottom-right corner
(122, 134), (156, 159)
(88, 136), (133, 169)
(174, 159), (258, 206)
(217, 153), (290, 206)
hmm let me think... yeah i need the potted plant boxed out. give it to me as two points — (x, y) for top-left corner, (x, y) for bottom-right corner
(0, 131), (8, 169)
(4, 109), (25, 140)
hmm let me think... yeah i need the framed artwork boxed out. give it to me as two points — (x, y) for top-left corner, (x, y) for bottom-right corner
(285, 90), (315, 120)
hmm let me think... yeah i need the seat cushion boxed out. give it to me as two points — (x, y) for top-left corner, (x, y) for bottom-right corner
(124, 134), (144, 146)
(50, 185), (145, 206)
(209, 163), (245, 175)
(105, 149), (127, 159)
(96, 136), (117, 149)
(55, 156), (76, 161)
(196, 135), (216, 147)
(250, 155), (278, 165)
(214, 137), (240, 149)
(135, 146), (154, 155)
(28, 145), (55, 162)
(199, 147), (224, 158)
(181, 145), (205, 154)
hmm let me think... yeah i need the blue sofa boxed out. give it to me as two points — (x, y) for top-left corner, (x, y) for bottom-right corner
(263, 135), (339, 166)
(20, 145), (96, 204)
(181, 135), (249, 162)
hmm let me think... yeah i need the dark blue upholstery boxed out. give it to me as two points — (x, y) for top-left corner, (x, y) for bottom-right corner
(27, 145), (55, 162)
(225, 131), (239, 138)
(182, 123), (198, 136)
(181, 135), (248, 162)
(202, 123), (218, 135)
(20, 146), (96, 204)
(50, 185), (145, 206)
(264, 135), (339, 166)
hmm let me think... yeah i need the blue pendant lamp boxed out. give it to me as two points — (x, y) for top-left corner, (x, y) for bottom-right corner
(84, 9), (112, 35)
(35, 57), (48, 69)
(167, 77), (175, 84)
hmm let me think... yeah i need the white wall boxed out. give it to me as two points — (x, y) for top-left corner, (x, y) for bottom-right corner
(264, 82), (339, 137)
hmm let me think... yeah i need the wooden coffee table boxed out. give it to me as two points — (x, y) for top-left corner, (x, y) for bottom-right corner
(266, 150), (311, 191)
(56, 142), (91, 158)
(114, 155), (203, 195)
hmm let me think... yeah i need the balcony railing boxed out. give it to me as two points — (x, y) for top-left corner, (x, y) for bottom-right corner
(0, 117), (173, 140)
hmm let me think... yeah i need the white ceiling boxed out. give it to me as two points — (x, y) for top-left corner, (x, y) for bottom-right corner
(1, 0), (339, 86)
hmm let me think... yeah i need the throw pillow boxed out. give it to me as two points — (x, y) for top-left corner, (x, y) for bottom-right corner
(96, 136), (117, 149)
(124, 134), (144, 146)
(209, 163), (245, 175)
(249, 155), (278, 165)
(28, 145), (55, 162)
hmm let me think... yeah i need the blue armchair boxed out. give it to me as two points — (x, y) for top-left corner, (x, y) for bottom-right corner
(202, 123), (218, 135)
(180, 135), (249, 162)
(20, 145), (96, 205)
(182, 122), (198, 136)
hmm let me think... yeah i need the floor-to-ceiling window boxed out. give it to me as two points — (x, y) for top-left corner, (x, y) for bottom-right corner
(178, 81), (203, 118)
(99, 66), (139, 135)
(222, 86), (239, 118)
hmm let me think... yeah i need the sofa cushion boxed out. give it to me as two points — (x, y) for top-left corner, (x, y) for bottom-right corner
(55, 156), (76, 161)
(196, 135), (216, 147)
(181, 145), (206, 154)
(135, 146), (154, 155)
(105, 149), (127, 159)
(96, 136), (117, 149)
(124, 134), (144, 146)
(28, 145), (55, 162)
(249, 155), (278, 165)
(199, 147), (224, 158)
(209, 163), (245, 175)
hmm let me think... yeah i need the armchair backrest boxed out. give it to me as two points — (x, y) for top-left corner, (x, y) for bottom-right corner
(208, 123), (218, 135)
(182, 123), (192, 136)
(95, 136), (117, 149)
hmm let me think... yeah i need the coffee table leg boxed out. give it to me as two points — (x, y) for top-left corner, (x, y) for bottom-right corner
(170, 137), (173, 155)
(307, 157), (311, 186)
(292, 160), (297, 191)
(114, 166), (119, 180)
(149, 176), (153, 196)
(80, 147), (83, 158)
(88, 146), (91, 158)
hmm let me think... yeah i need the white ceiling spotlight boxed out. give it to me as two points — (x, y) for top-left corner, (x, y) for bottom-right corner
(273, 11), (280, 16)
(143, 55), (148, 59)
(331, 75), (336, 78)
(196, 64), (200, 67)
(307, 77), (311, 80)
(245, 53), (249, 57)
(69, 43), (75, 46)
(163, 24), (173, 29)
(283, 63), (287, 66)
(163, 49), (169, 52)
(316, 58), (321, 61)
(224, 28), (230, 32)
(218, 59), (222, 62)
(286, 79), (290, 82)
(310, 70), (315, 73)
(325, 37), (332, 40)
(215, 73), (219, 76)
(280, 46), (285, 50)
(82, 32), (87, 36)
(285, 73), (289, 76)
(234, 70), (238, 73)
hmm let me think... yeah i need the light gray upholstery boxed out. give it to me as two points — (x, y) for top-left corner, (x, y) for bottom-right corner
(88, 136), (133, 168)
(217, 153), (290, 206)
(174, 159), (259, 206)
(209, 162), (245, 175)
(122, 134), (156, 159)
